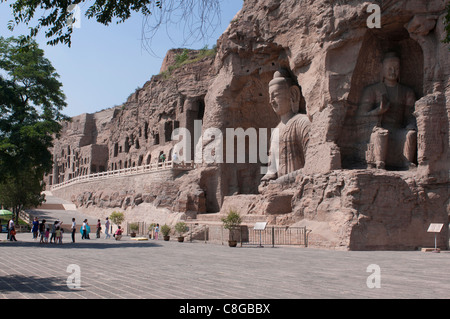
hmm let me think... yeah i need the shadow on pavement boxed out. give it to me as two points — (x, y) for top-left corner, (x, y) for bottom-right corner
(0, 240), (163, 249)
(0, 274), (76, 294)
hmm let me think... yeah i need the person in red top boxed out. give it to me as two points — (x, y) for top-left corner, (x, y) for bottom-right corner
(114, 226), (123, 240)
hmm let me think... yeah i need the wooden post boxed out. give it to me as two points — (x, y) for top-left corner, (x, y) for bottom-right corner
(272, 226), (275, 248)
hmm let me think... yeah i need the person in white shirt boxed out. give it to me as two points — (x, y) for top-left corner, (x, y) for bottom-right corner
(8, 218), (15, 241)
(8, 218), (14, 230)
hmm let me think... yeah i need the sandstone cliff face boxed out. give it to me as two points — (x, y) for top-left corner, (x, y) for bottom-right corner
(49, 109), (116, 184)
(205, 0), (449, 249)
(208, 0), (448, 182)
(49, 48), (216, 214)
(108, 48), (216, 172)
(49, 0), (449, 250)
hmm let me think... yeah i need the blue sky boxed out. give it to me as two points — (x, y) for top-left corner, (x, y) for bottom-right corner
(0, 1), (243, 117)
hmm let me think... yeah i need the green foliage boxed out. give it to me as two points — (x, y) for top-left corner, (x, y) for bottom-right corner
(158, 70), (171, 80)
(0, 36), (67, 221)
(4, 0), (158, 47)
(161, 224), (171, 236)
(221, 209), (242, 230)
(163, 46), (217, 77)
(109, 211), (125, 225)
(175, 49), (189, 64)
(129, 222), (139, 232)
(148, 222), (157, 232)
(2, 0), (221, 48)
(444, 3), (450, 45)
(175, 221), (188, 235)
(221, 209), (242, 242)
(0, 170), (45, 220)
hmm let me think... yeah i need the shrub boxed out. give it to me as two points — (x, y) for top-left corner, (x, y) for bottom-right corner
(221, 209), (242, 230)
(161, 224), (171, 236)
(175, 49), (189, 64)
(221, 209), (242, 242)
(175, 222), (188, 235)
(129, 222), (139, 232)
(109, 211), (125, 225)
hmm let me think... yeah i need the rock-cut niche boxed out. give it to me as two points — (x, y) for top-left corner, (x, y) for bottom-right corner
(339, 28), (424, 170)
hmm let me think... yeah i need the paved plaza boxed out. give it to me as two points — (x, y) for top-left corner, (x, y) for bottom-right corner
(0, 194), (448, 301)
(0, 230), (449, 300)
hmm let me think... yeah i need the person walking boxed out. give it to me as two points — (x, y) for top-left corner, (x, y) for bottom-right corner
(31, 217), (39, 239)
(39, 219), (46, 243)
(55, 226), (62, 244)
(9, 219), (17, 242)
(96, 219), (101, 238)
(50, 221), (58, 243)
(81, 219), (89, 239)
(7, 217), (14, 240)
(154, 223), (160, 240)
(44, 228), (50, 243)
(71, 218), (76, 243)
(105, 217), (111, 239)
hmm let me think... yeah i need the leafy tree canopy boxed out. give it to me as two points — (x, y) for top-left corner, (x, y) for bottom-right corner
(0, 36), (68, 218)
(2, 0), (221, 48)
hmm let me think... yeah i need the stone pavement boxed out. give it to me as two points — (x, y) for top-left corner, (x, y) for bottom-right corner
(0, 231), (449, 300)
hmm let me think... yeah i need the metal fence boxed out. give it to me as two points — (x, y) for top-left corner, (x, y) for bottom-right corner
(125, 222), (309, 246)
(247, 226), (309, 247)
(126, 221), (152, 236)
(185, 223), (309, 247)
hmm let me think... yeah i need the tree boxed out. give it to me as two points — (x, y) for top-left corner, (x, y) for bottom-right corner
(2, 0), (222, 48)
(0, 170), (45, 221)
(0, 36), (67, 221)
(445, 3), (450, 45)
(109, 211), (125, 226)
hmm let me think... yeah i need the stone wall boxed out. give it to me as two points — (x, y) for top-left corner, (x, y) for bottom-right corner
(52, 168), (185, 210)
(202, 0), (450, 250)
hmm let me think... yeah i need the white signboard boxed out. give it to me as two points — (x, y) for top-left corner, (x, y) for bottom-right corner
(254, 222), (267, 231)
(427, 223), (444, 233)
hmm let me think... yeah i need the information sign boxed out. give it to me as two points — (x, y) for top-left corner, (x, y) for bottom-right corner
(427, 223), (444, 253)
(254, 222), (267, 231)
(427, 223), (443, 233)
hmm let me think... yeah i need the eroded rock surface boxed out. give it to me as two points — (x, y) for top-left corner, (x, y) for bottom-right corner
(49, 0), (449, 250)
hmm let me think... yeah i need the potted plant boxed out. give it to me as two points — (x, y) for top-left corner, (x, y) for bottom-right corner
(129, 222), (139, 237)
(221, 209), (242, 247)
(175, 222), (188, 242)
(161, 224), (171, 241)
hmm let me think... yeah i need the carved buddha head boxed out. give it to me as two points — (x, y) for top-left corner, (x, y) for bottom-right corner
(382, 52), (400, 86)
(268, 69), (301, 118)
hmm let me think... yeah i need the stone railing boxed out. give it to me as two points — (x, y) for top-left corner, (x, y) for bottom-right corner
(50, 160), (195, 191)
